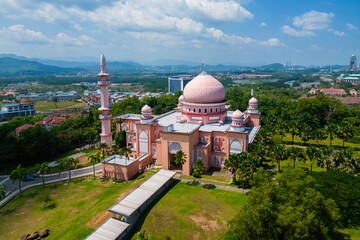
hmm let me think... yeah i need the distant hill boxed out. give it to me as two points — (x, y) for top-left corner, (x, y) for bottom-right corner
(259, 63), (285, 70)
(0, 57), (83, 76)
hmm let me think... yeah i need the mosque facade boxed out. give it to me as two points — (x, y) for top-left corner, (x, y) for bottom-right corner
(116, 71), (261, 176)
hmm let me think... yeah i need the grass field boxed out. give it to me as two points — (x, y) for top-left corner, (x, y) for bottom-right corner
(0, 172), (155, 240)
(274, 133), (360, 149)
(130, 183), (247, 240)
(34, 101), (87, 111)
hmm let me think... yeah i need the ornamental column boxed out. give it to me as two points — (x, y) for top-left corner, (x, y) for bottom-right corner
(97, 54), (112, 147)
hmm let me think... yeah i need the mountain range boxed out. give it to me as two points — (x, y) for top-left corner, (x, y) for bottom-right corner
(0, 54), (327, 76)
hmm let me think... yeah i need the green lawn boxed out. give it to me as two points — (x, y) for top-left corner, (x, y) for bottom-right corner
(130, 183), (247, 240)
(34, 101), (87, 111)
(0, 172), (155, 240)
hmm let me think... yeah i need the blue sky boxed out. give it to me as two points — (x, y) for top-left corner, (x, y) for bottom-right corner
(0, 0), (359, 65)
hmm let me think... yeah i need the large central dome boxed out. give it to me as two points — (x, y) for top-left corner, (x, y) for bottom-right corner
(183, 71), (225, 104)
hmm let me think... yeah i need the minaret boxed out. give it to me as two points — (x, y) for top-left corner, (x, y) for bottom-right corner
(97, 54), (112, 146)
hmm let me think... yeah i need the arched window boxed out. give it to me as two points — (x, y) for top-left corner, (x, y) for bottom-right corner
(169, 142), (182, 154)
(212, 156), (217, 165)
(197, 149), (202, 160)
(210, 108), (213, 113)
(193, 108), (196, 112)
(188, 108), (191, 112)
(204, 108), (207, 113)
(199, 108), (201, 113)
(215, 107), (218, 113)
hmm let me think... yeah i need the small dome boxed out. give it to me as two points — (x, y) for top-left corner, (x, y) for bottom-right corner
(249, 97), (258, 105)
(141, 104), (152, 113)
(21, 98), (32, 103)
(232, 110), (244, 119)
(178, 95), (184, 102)
(183, 71), (225, 104)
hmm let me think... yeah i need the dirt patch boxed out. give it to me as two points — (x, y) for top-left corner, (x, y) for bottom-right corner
(189, 215), (222, 232)
(86, 210), (112, 229)
(78, 155), (89, 165)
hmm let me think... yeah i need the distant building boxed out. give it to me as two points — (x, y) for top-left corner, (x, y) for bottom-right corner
(350, 89), (357, 96)
(349, 54), (357, 71)
(308, 88), (318, 94)
(17, 91), (78, 101)
(320, 87), (346, 95)
(168, 75), (192, 93)
(0, 98), (36, 122)
(336, 73), (360, 84)
(35, 115), (66, 129)
(15, 124), (35, 135)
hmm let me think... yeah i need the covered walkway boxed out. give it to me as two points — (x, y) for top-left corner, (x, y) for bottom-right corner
(85, 169), (176, 240)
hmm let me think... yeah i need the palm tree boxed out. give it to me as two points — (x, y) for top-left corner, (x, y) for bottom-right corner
(34, 162), (50, 188)
(174, 150), (187, 171)
(99, 142), (109, 158)
(0, 186), (5, 199)
(306, 146), (320, 171)
(288, 120), (299, 144)
(251, 143), (266, 164)
(325, 123), (337, 147)
(120, 147), (132, 163)
(336, 121), (355, 147)
(137, 230), (149, 240)
(287, 146), (304, 168)
(225, 154), (240, 184)
(193, 160), (205, 177)
(333, 148), (353, 171)
(88, 152), (102, 180)
(111, 144), (119, 155)
(62, 157), (79, 182)
(276, 119), (287, 143)
(271, 144), (287, 172)
(318, 147), (334, 171)
(10, 165), (26, 196)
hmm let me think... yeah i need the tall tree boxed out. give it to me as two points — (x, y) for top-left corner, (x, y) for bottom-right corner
(318, 147), (335, 171)
(34, 162), (50, 188)
(271, 144), (287, 172)
(287, 146), (304, 168)
(120, 147), (132, 163)
(336, 121), (355, 147)
(87, 152), (102, 180)
(193, 160), (205, 177)
(99, 143), (109, 158)
(226, 169), (344, 240)
(62, 157), (78, 182)
(10, 165), (26, 196)
(325, 123), (337, 147)
(225, 154), (240, 184)
(306, 146), (321, 172)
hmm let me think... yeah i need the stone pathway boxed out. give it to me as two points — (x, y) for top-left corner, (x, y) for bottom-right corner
(48, 152), (86, 167)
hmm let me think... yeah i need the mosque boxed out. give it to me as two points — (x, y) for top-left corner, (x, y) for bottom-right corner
(99, 55), (261, 178)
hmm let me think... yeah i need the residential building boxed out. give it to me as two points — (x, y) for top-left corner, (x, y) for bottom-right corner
(320, 87), (346, 95)
(350, 89), (357, 96)
(0, 98), (36, 122)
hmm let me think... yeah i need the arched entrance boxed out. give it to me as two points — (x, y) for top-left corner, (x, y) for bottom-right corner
(168, 142), (182, 170)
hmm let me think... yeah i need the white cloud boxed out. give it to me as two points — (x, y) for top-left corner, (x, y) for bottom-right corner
(0, 24), (52, 44)
(282, 10), (334, 37)
(184, 0), (253, 22)
(281, 25), (315, 37)
(259, 22), (268, 27)
(260, 38), (284, 46)
(333, 30), (344, 36)
(346, 23), (357, 30)
(293, 10), (334, 30)
(56, 33), (96, 46)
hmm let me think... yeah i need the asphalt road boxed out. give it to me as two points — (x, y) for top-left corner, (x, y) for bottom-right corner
(1, 164), (102, 194)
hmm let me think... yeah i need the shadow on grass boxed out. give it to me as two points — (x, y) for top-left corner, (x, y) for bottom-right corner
(44, 203), (56, 209)
(1, 208), (16, 215)
(26, 191), (39, 198)
(124, 180), (179, 240)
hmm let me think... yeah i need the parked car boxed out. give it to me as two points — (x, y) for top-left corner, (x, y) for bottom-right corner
(25, 174), (35, 181)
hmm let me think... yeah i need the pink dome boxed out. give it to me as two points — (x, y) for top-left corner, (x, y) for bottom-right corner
(178, 95), (184, 102)
(249, 97), (258, 105)
(232, 110), (244, 119)
(183, 72), (225, 103)
(141, 104), (152, 113)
